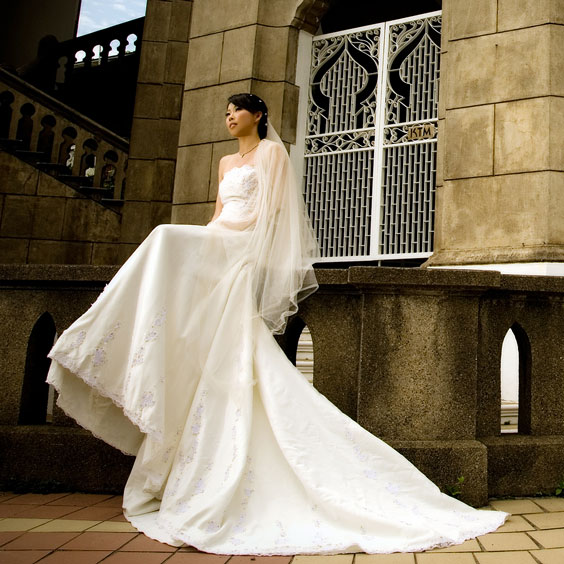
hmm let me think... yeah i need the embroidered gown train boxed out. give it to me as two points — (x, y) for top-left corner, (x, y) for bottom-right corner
(47, 139), (507, 555)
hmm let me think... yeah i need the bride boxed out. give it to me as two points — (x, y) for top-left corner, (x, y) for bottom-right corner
(47, 93), (507, 555)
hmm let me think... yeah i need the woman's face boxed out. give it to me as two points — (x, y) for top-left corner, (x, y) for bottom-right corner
(225, 103), (261, 138)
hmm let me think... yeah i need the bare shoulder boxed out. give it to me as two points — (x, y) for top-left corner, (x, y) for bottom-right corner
(218, 153), (237, 179)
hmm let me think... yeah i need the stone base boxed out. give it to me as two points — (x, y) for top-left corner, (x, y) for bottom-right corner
(389, 440), (488, 507)
(0, 426), (133, 493)
(481, 435), (564, 498)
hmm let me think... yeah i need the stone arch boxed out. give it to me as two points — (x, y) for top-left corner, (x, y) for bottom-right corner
(292, 0), (331, 33)
(500, 322), (532, 435)
(19, 312), (56, 425)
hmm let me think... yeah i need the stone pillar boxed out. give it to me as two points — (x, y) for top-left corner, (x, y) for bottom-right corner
(171, 0), (307, 225)
(120, 0), (192, 251)
(426, 0), (564, 269)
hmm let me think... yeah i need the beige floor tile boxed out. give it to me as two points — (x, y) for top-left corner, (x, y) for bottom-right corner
(524, 512), (564, 529)
(494, 515), (535, 533)
(415, 554), (475, 563)
(478, 532), (538, 551)
(292, 556), (353, 564)
(0, 518), (50, 531)
(532, 498), (564, 512)
(530, 548), (564, 564)
(427, 539), (480, 552)
(474, 551), (538, 564)
(489, 499), (544, 514)
(87, 521), (138, 533)
(31, 519), (101, 532)
(528, 529), (564, 548)
(355, 555), (415, 563)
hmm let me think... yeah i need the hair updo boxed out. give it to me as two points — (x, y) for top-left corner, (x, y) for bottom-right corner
(227, 93), (268, 139)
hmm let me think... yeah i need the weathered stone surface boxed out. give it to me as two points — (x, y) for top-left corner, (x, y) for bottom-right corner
(445, 0), (497, 40)
(257, 0), (299, 27)
(155, 160), (177, 202)
(143, 0), (172, 42)
(220, 27), (256, 84)
(119, 201), (153, 244)
(0, 152), (38, 195)
(444, 105), (494, 179)
(254, 26), (291, 82)
(185, 33), (224, 89)
(36, 173), (76, 198)
(498, 0), (564, 31)
(160, 84), (184, 119)
(124, 159), (156, 200)
(190, 0), (259, 37)
(0, 196), (36, 237)
(62, 199), (121, 243)
(169, 0), (193, 42)
(164, 41), (189, 84)
(137, 41), (168, 84)
(129, 118), (160, 159)
(92, 243), (137, 265)
(31, 197), (65, 240)
(133, 83), (163, 119)
(28, 241), (93, 264)
(0, 238), (29, 263)
(171, 202), (215, 225)
(173, 144), (213, 204)
(482, 436), (564, 498)
(495, 97), (552, 175)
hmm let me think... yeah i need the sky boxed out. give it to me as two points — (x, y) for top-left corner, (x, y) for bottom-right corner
(77, 0), (148, 36)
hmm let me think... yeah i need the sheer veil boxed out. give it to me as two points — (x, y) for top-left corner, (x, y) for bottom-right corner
(246, 124), (320, 334)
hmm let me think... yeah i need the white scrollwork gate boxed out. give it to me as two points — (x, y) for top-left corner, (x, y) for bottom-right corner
(302, 11), (441, 262)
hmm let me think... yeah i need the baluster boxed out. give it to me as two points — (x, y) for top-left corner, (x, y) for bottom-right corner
(58, 126), (78, 172)
(16, 102), (35, 150)
(0, 90), (15, 138)
(36, 114), (56, 160)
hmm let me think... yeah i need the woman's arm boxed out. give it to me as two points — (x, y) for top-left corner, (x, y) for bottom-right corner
(208, 157), (227, 224)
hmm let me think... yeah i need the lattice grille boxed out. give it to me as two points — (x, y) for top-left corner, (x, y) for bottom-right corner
(303, 12), (441, 261)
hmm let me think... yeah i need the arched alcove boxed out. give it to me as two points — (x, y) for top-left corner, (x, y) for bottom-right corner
(500, 323), (531, 435)
(18, 312), (56, 425)
(296, 325), (314, 384)
(275, 317), (316, 383)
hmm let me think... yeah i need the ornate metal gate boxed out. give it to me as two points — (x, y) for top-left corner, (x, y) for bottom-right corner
(303, 12), (441, 261)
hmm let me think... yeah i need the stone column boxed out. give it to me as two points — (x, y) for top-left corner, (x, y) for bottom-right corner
(426, 0), (564, 269)
(120, 0), (192, 253)
(171, 0), (309, 225)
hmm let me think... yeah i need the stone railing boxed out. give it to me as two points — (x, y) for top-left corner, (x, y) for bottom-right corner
(1, 265), (564, 503)
(0, 67), (128, 202)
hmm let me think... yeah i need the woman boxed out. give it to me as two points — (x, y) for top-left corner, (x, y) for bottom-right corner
(47, 93), (507, 555)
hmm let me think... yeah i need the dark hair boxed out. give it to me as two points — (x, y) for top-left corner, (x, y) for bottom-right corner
(227, 93), (268, 139)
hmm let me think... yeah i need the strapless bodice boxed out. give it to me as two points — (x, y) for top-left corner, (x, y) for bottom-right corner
(214, 165), (258, 229)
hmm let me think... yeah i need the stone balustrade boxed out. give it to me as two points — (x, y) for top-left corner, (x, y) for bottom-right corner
(0, 67), (128, 200)
(1, 264), (564, 504)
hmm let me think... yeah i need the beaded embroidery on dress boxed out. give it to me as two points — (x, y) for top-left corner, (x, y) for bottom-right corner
(47, 141), (507, 555)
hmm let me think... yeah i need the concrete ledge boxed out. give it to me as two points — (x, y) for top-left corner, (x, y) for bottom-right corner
(481, 435), (564, 498)
(390, 440), (488, 507)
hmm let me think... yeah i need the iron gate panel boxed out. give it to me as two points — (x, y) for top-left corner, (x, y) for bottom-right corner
(303, 12), (441, 261)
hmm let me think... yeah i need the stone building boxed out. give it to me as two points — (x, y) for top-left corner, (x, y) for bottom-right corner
(1, 0), (563, 505)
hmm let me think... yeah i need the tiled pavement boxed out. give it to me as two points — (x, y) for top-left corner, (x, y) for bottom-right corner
(2, 493), (564, 563)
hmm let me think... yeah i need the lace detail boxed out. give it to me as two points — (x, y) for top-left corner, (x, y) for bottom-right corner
(215, 165), (258, 227)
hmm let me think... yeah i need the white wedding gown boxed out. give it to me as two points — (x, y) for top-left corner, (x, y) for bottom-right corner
(47, 164), (507, 555)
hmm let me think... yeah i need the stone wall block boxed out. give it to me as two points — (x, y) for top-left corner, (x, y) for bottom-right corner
(548, 172), (564, 243)
(164, 41), (190, 84)
(190, 0), (259, 37)
(32, 198), (65, 240)
(28, 241), (93, 264)
(124, 160), (156, 200)
(169, 0), (193, 42)
(494, 98), (550, 175)
(552, 25), (564, 96)
(220, 27), (256, 83)
(143, 0), (172, 41)
(157, 119), (181, 160)
(1, 196), (35, 237)
(62, 199), (121, 243)
(446, 35), (496, 108)
(171, 202), (215, 225)
(120, 202), (153, 244)
(445, 0), (497, 40)
(129, 119), (161, 159)
(155, 160), (177, 203)
(133, 84), (163, 119)
(0, 152), (38, 195)
(37, 174), (75, 198)
(185, 33), (224, 89)
(253, 26), (290, 82)
(160, 84), (184, 119)
(444, 105), (494, 179)
(257, 0), (297, 27)
(150, 202), (173, 228)
(173, 144), (213, 204)
(137, 41), (168, 84)
(179, 82), (251, 145)
(0, 239), (29, 263)
(498, 0), (564, 31)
